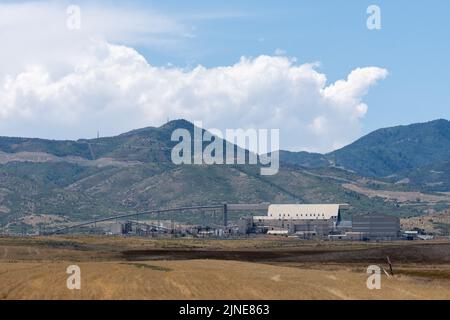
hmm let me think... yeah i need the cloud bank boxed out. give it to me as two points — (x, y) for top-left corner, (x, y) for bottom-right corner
(0, 2), (388, 153)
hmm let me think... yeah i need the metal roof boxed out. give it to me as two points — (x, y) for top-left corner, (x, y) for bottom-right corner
(268, 204), (344, 220)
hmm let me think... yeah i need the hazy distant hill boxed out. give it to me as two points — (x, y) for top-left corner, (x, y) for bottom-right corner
(1, 119), (448, 226)
(328, 119), (450, 176)
(280, 119), (450, 191)
(278, 150), (328, 168)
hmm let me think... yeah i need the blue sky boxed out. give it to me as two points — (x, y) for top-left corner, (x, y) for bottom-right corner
(0, 0), (449, 151)
(132, 0), (450, 134)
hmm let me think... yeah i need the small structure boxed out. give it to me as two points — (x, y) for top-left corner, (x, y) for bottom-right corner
(345, 232), (364, 241)
(267, 229), (289, 236)
(352, 214), (400, 240)
(417, 234), (434, 240)
(402, 230), (419, 240)
(295, 230), (317, 240)
(110, 222), (122, 235)
(214, 228), (225, 237)
(198, 230), (215, 237)
(110, 221), (133, 235)
(237, 217), (253, 235)
(328, 234), (347, 241)
(336, 220), (353, 233)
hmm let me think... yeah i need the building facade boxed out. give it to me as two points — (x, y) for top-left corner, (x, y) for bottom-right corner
(253, 204), (348, 236)
(352, 214), (400, 240)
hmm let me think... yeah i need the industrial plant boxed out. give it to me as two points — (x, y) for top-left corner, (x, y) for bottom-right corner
(35, 202), (433, 242)
(244, 204), (403, 241)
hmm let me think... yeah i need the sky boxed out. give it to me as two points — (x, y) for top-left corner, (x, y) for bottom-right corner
(0, 0), (449, 153)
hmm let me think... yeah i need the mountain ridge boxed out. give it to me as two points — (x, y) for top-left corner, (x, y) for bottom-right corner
(327, 118), (450, 175)
(278, 119), (450, 191)
(0, 118), (449, 227)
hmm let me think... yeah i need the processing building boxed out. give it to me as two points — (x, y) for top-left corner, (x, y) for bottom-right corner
(253, 204), (348, 236)
(351, 214), (400, 240)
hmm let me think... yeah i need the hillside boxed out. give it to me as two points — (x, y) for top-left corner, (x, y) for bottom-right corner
(1, 119), (449, 230)
(278, 150), (328, 168)
(328, 119), (450, 177)
(280, 119), (450, 191)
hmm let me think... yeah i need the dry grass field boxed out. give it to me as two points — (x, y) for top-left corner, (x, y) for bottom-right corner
(0, 236), (449, 300)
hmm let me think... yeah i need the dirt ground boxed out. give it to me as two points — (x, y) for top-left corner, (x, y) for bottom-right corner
(342, 183), (450, 203)
(401, 211), (450, 234)
(0, 236), (449, 300)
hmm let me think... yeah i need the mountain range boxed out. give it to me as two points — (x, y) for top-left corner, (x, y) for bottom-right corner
(0, 119), (449, 228)
(282, 119), (450, 191)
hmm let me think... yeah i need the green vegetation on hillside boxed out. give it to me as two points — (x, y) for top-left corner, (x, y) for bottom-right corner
(0, 119), (447, 226)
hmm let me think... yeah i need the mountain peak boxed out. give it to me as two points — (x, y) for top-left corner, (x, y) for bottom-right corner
(117, 119), (195, 138)
(160, 119), (195, 131)
(429, 118), (449, 124)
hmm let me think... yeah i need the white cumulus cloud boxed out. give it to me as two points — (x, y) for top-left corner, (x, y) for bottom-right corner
(0, 1), (388, 153)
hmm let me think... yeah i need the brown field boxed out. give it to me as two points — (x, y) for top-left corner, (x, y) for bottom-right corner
(342, 183), (450, 203)
(1, 236), (449, 300)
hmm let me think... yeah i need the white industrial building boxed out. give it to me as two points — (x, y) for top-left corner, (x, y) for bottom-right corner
(252, 204), (349, 236)
(254, 204), (347, 222)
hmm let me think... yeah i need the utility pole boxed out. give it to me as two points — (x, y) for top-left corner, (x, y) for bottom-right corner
(171, 219), (174, 238)
(446, 210), (449, 237)
(223, 203), (228, 227)
(447, 211), (449, 238)
(202, 210), (206, 228)
(157, 211), (160, 238)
